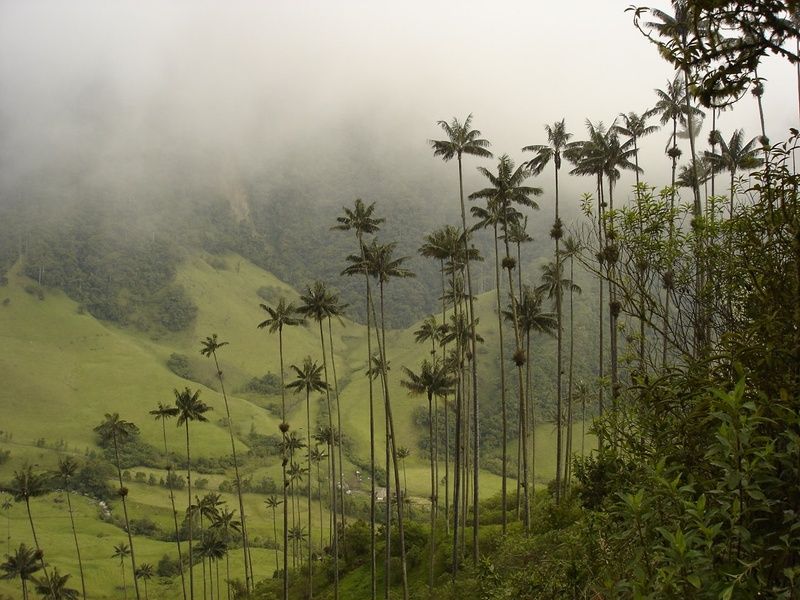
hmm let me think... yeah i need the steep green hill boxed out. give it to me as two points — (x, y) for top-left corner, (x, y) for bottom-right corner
(0, 251), (595, 599)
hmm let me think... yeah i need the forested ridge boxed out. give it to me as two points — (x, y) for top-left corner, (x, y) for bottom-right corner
(1, 1), (799, 599)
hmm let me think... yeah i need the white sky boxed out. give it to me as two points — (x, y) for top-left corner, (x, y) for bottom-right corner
(0, 0), (796, 208)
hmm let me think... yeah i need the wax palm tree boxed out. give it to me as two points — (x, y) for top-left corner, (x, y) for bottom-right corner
(200, 335), (252, 593)
(277, 422), (291, 600)
(264, 496), (282, 573)
(287, 462), (308, 567)
(175, 388), (212, 600)
(347, 239), (414, 598)
(287, 356), (328, 599)
(309, 446), (328, 550)
(288, 526), (308, 566)
(430, 115), (491, 566)
(94, 415), (141, 599)
(400, 358), (455, 592)
(149, 400), (187, 600)
(522, 118), (572, 226)
(31, 566), (78, 599)
(112, 543), (131, 600)
(561, 236), (583, 485)
(257, 300), (305, 422)
(135, 564), (154, 600)
(55, 457), (86, 600)
(524, 122), (575, 496)
(536, 260), (581, 497)
(195, 533), (226, 600)
(1, 495), (11, 555)
(298, 281), (345, 596)
(613, 110), (659, 370)
(503, 285), (556, 523)
(418, 224), (467, 534)
(209, 507), (239, 600)
(506, 216), (533, 512)
(334, 198), (384, 600)
(470, 153), (541, 517)
(704, 129), (763, 219)
(1, 543), (41, 600)
(193, 492), (223, 600)
(646, 3), (710, 356)
(7, 466), (51, 590)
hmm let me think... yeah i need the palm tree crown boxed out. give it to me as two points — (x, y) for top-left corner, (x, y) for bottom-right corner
(429, 114), (493, 162)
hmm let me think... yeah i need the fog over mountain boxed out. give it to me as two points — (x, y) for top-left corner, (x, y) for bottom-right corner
(1, 0), (795, 217)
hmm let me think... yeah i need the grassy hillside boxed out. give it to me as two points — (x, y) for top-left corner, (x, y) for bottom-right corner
(0, 252), (595, 598)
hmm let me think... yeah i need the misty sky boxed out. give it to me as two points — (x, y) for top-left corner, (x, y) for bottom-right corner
(1, 0), (796, 212)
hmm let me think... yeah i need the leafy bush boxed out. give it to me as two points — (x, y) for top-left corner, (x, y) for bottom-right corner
(244, 373), (282, 395)
(166, 353), (193, 379)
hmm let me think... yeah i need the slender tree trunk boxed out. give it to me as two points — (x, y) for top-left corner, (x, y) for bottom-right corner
(450, 272), (463, 579)
(491, 222), (508, 533)
(160, 422), (187, 600)
(114, 436), (141, 600)
(317, 320), (339, 600)
(305, 388), (314, 599)
(428, 399), (436, 593)
(565, 255), (576, 487)
(663, 118), (678, 369)
(524, 329), (531, 527)
(375, 281), (409, 600)
(185, 426), (195, 600)
(209, 351), (251, 592)
(278, 329), (289, 600)
(440, 259), (450, 535)
(121, 561), (128, 600)
(500, 214), (528, 513)
(608, 182), (620, 413)
(271, 506), (279, 573)
(634, 141), (647, 374)
(327, 317), (347, 558)
(456, 154), (481, 563)
(24, 497), (51, 595)
(597, 176), (606, 449)
(65, 489), (87, 600)
(358, 233), (378, 600)
(683, 65), (705, 357)
(553, 163), (564, 501)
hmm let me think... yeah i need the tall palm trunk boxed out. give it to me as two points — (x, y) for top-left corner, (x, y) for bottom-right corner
(64, 487), (87, 600)
(114, 434), (141, 600)
(565, 253), (576, 487)
(120, 559), (128, 600)
(317, 320), (339, 599)
(491, 221), (508, 532)
(184, 425), (195, 600)
(553, 161), (564, 502)
(608, 181), (620, 411)
(663, 116), (678, 369)
(524, 327), (532, 524)
(270, 504), (279, 573)
(371, 280), (410, 600)
(428, 390), (437, 595)
(499, 216), (528, 511)
(440, 259), (450, 534)
(277, 328), (289, 600)
(327, 317), (347, 556)
(160, 421), (187, 600)
(305, 388), (314, 599)
(457, 153), (481, 561)
(23, 497), (51, 594)
(633, 138), (647, 373)
(450, 271), (464, 578)
(208, 351), (251, 591)
(682, 65), (705, 357)
(359, 234), (378, 600)
(597, 175), (606, 449)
